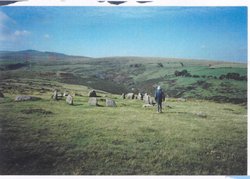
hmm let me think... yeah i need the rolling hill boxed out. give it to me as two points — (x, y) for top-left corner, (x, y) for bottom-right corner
(0, 50), (247, 104)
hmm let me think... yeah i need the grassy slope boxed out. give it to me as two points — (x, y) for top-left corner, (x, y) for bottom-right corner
(0, 53), (247, 174)
(0, 54), (247, 103)
(0, 85), (247, 175)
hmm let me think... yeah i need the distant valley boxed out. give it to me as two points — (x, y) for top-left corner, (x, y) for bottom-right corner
(0, 50), (247, 104)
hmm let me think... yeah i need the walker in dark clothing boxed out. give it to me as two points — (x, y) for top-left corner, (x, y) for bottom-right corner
(155, 86), (165, 113)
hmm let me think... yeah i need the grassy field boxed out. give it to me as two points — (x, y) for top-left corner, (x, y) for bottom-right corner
(0, 50), (247, 175)
(0, 85), (247, 175)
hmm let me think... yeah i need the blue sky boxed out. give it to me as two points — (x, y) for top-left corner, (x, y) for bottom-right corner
(227, 177), (250, 179)
(0, 7), (247, 62)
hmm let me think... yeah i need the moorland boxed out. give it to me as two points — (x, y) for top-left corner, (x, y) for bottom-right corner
(0, 50), (247, 175)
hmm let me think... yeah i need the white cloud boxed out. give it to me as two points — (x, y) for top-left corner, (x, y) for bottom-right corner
(0, 11), (16, 40)
(0, 11), (13, 24)
(0, 29), (31, 42)
(0, 11), (8, 22)
(14, 30), (31, 37)
(0, 11), (11, 31)
(0, 11), (31, 42)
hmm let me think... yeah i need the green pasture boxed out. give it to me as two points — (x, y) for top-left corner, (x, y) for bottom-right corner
(0, 91), (247, 175)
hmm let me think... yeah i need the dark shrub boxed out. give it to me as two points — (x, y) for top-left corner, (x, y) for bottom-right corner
(157, 63), (164, 68)
(174, 69), (191, 77)
(219, 73), (246, 81)
(219, 75), (226, 80)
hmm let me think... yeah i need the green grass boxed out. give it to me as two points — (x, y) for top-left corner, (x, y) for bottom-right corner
(0, 91), (247, 175)
(0, 53), (247, 174)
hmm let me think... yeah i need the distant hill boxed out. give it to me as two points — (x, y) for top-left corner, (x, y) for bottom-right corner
(0, 50), (90, 62)
(0, 50), (247, 104)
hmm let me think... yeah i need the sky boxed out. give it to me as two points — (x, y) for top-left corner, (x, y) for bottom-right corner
(0, 6), (247, 62)
(226, 177), (250, 179)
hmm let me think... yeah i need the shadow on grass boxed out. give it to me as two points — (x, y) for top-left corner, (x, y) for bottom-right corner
(72, 104), (84, 106)
(0, 117), (68, 174)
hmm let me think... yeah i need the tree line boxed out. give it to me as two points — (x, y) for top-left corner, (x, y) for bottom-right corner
(174, 70), (247, 81)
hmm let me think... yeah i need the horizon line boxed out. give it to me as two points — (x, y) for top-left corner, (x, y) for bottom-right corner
(0, 49), (247, 64)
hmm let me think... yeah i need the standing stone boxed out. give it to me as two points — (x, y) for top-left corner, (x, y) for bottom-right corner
(106, 98), (116, 107)
(126, 93), (134, 99)
(143, 94), (155, 105)
(66, 95), (73, 105)
(196, 112), (207, 118)
(15, 95), (32, 101)
(138, 93), (143, 100)
(149, 96), (156, 105)
(15, 95), (40, 102)
(143, 93), (150, 104)
(0, 91), (4, 98)
(52, 90), (58, 100)
(88, 90), (97, 97)
(121, 93), (125, 99)
(88, 97), (98, 106)
(177, 98), (186, 102)
(57, 93), (63, 99)
(63, 91), (69, 97)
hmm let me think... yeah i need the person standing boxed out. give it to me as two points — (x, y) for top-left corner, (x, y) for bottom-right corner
(155, 86), (165, 113)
